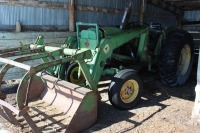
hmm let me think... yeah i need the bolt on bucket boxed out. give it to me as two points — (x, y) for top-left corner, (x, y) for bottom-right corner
(0, 69), (97, 133)
(0, 44), (98, 132)
(0, 73), (98, 132)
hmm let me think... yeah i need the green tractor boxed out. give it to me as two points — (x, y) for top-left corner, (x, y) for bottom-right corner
(0, 2), (194, 132)
(62, 4), (194, 109)
(62, 23), (194, 110)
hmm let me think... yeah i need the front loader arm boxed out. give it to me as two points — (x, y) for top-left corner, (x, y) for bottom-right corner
(88, 27), (149, 84)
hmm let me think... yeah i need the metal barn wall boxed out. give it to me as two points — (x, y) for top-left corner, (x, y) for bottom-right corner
(183, 11), (200, 51)
(184, 11), (200, 22)
(145, 4), (176, 26)
(183, 11), (200, 30)
(75, 0), (140, 26)
(0, 1), (177, 80)
(0, 0), (176, 28)
(0, 5), (69, 26)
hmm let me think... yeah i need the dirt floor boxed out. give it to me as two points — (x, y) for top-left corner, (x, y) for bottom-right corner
(0, 67), (200, 133)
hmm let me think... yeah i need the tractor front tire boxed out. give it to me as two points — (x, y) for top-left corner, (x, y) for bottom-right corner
(158, 30), (194, 87)
(108, 69), (143, 110)
(66, 62), (85, 85)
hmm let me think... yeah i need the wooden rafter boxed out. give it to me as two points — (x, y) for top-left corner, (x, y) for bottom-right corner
(164, 0), (200, 10)
(147, 0), (182, 14)
(148, 0), (200, 11)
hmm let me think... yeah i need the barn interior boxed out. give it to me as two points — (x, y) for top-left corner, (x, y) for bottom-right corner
(0, 0), (200, 132)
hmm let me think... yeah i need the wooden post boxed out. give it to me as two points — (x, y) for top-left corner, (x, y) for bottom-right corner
(140, 0), (147, 25)
(176, 11), (183, 27)
(69, 0), (75, 32)
(192, 48), (200, 123)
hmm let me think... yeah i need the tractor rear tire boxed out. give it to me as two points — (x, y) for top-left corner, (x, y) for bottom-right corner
(158, 30), (194, 87)
(66, 62), (85, 85)
(108, 69), (143, 110)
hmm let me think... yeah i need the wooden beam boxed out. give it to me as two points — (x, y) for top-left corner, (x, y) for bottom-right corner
(2, 0), (198, 12)
(165, 0), (200, 3)
(181, 5), (200, 11)
(164, 0), (200, 11)
(168, 1), (200, 7)
(70, 5), (176, 19)
(75, 5), (126, 14)
(176, 11), (183, 26)
(140, 0), (147, 25)
(182, 21), (200, 25)
(145, 13), (175, 19)
(0, 25), (69, 32)
(147, 0), (182, 14)
(69, 0), (75, 32)
(0, 0), (69, 9)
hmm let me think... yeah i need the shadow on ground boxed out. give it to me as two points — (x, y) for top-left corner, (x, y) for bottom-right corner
(0, 65), (197, 133)
(84, 74), (171, 132)
(84, 66), (197, 132)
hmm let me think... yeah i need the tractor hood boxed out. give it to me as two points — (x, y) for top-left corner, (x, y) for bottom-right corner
(100, 27), (122, 37)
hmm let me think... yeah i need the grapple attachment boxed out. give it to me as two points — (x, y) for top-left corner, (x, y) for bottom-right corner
(0, 43), (98, 132)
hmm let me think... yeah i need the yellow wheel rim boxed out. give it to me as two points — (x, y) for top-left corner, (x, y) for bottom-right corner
(69, 67), (85, 85)
(120, 80), (139, 103)
(178, 44), (191, 76)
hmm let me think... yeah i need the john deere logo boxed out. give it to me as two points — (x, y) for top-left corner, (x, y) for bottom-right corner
(104, 44), (109, 54)
(85, 41), (89, 47)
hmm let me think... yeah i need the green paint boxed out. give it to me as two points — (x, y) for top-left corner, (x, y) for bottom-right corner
(63, 36), (78, 49)
(0, 22), (179, 93)
(35, 35), (44, 46)
(80, 93), (97, 112)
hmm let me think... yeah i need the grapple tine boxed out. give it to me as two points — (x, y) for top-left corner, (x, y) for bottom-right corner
(0, 63), (18, 125)
(2, 107), (21, 126)
(0, 64), (10, 99)
(13, 73), (97, 132)
(40, 74), (98, 133)
(0, 44), (97, 132)
(0, 107), (12, 123)
(0, 44), (30, 54)
(0, 99), (29, 127)
(21, 113), (42, 133)
(0, 48), (44, 58)
(0, 57), (31, 70)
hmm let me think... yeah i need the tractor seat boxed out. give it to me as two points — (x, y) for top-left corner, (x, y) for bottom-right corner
(79, 28), (102, 49)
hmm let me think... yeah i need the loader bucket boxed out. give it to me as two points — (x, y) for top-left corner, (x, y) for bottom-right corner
(0, 73), (98, 133)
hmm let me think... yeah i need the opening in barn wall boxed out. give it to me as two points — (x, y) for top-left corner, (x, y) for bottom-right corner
(182, 10), (200, 125)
